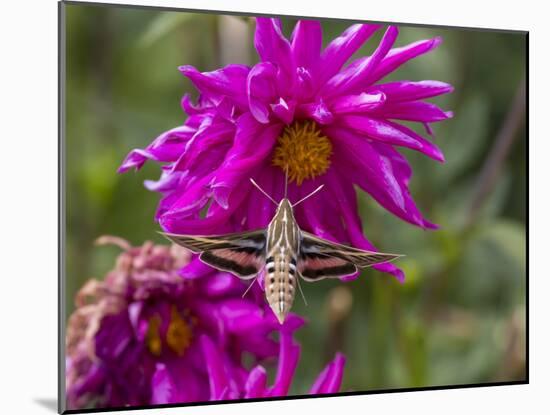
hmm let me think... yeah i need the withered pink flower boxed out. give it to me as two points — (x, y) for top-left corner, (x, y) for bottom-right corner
(65, 237), (305, 409)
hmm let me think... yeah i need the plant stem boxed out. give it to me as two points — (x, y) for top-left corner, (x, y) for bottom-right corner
(466, 77), (526, 228)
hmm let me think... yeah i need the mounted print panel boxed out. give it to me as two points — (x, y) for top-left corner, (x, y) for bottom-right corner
(59, 1), (527, 413)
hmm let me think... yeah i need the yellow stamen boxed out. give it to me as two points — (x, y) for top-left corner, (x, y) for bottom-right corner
(146, 315), (163, 357)
(272, 121), (332, 185)
(166, 306), (193, 356)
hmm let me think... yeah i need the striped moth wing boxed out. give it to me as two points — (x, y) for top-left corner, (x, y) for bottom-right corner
(161, 230), (266, 279)
(298, 231), (402, 281)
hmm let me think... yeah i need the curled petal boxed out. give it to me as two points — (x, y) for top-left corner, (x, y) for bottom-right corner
(271, 97), (296, 125)
(144, 170), (187, 193)
(296, 66), (316, 101)
(309, 353), (346, 394)
(180, 93), (204, 115)
(161, 173), (214, 219)
(244, 366), (268, 398)
(174, 117), (235, 171)
(247, 62), (278, 124)
(118, 126), (194, 173)
(179, 64), (250, 110)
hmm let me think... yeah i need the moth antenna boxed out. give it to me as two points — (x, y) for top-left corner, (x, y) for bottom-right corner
(284, 166), (289, 199)
(296, 274), (308, 306)
(292, 184), (325, 207)
(249, 178), (277, 206)
(241, 279), (256, 299)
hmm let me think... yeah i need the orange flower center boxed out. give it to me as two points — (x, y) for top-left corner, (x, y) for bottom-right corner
(146, 315), (163, 356)
(272, 121), (332, 185)
(146, 306), (194, 357)
(166, 306), (193, 356)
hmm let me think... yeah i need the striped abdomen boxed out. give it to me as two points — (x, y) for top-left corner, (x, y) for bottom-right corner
(265, 199), (301, 324)
(265, 253), (297, 324)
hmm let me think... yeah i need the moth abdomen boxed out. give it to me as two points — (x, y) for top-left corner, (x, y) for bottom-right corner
(265, 252), (297, 324)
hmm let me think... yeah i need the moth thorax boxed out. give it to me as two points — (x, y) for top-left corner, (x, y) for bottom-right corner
(265, 255), (297, 324)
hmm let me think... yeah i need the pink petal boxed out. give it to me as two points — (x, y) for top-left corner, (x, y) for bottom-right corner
(117, 125), (195, 173)
(317, 24), (381, 86)
(210, 114), (281, 209)
(244, 366), (268, 398)
(369, 37), (443, 85)
(271, 97), (296, 124)
(330, 92), (386, 114)
(247, 62), (278, 124)
(372, 100), (453, 123)
(298, 99), (334, 124)
(309, 353), (346, 394)
(290, 19), (322, 70)
(326, 128), (438, 230)
(268, 330), (300, 397)
(367, 80), (454, 102)
(325, 170), (406, 281)
(254, 17), (295, 93)
(323, 26), (399, 97)
(335, 115), (445, 162)
(179, 64), (250, 110)
(200, 335), (230, 400)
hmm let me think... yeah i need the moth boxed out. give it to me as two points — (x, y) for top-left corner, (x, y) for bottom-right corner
(161, 179), (402, 324)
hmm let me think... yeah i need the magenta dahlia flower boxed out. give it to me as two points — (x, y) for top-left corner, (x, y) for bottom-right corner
(65, 237), (305, 409)
(119, 18), (453, 281)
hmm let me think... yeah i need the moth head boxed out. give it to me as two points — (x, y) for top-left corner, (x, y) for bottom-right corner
(277, 198), (293, 212)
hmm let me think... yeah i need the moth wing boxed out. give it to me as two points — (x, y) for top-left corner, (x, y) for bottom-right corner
(160, 230), (266, 253)
(160, 230), (266, 279)
(298, 253), (358, 282)
(299, 231), (402, 281)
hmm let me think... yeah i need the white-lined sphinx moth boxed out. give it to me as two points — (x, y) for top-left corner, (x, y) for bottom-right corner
(161, 179), (402, 324)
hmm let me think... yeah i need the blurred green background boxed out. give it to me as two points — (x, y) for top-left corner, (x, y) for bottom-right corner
(64, 3), (526, 395)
